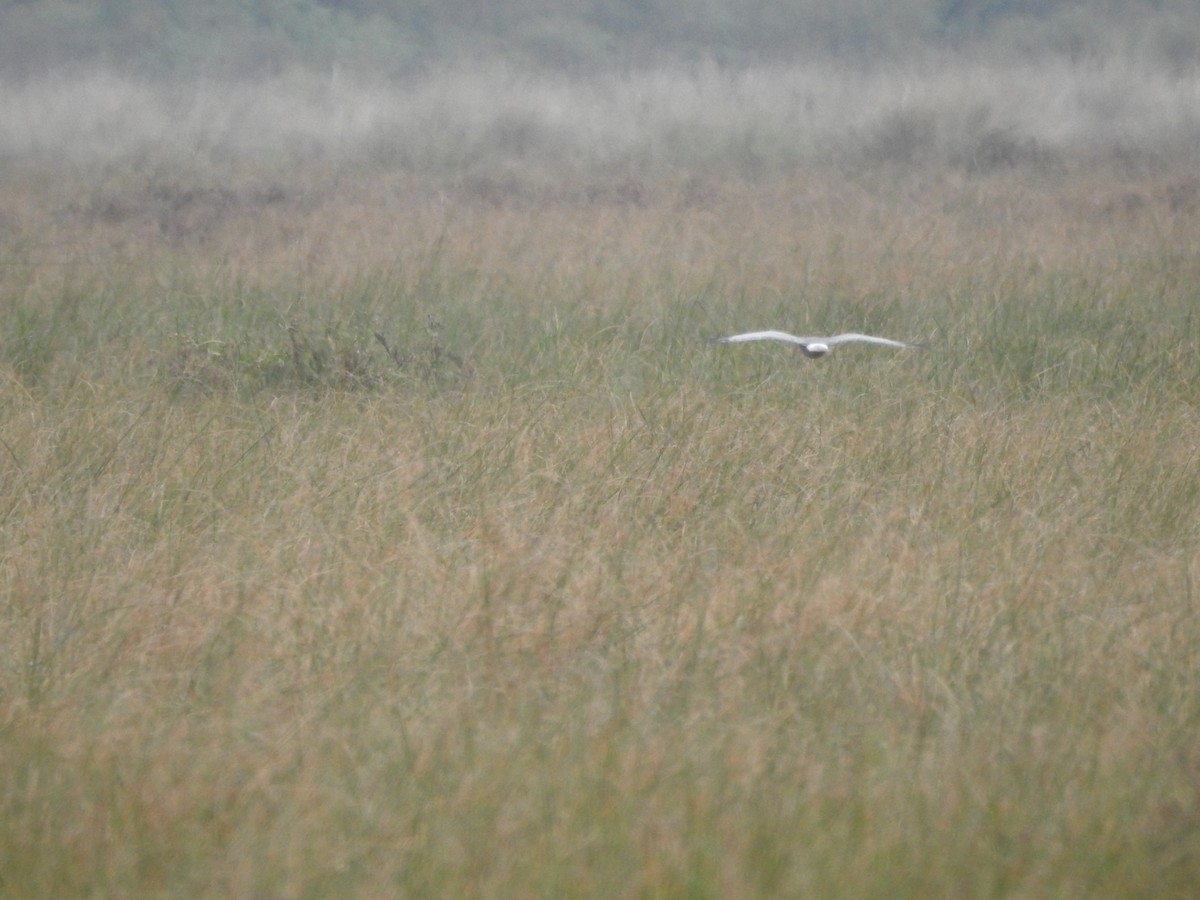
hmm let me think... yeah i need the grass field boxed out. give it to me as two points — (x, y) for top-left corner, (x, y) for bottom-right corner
(2, 65), (1200, 897)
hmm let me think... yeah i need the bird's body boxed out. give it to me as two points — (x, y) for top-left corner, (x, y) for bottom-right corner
(707, 330), (924, 358)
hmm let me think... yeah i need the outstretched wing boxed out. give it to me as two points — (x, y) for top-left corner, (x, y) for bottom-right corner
(824, 333), (925, 350)
(707, 331), (811, 347)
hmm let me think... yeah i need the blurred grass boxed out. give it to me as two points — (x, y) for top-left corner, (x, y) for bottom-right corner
(1, 150), (1199, 897)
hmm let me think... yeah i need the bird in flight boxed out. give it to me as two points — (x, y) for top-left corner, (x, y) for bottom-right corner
(707, 330), (925, 358)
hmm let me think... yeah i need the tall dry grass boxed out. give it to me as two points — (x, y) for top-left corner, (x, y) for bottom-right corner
(1, 64), (1200, 897)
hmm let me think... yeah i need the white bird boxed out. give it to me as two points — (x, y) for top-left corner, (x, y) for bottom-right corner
(707, 330), (925, 358)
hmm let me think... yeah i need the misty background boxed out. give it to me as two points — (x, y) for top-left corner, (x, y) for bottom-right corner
(3, 0), (1200, 77)
(0, 1), (1198, 175)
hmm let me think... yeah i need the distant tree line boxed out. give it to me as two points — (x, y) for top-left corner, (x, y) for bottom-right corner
(0, 0), (1196, 77)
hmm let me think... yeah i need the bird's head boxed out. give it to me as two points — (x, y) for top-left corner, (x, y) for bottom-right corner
(798, 342), (831, 358)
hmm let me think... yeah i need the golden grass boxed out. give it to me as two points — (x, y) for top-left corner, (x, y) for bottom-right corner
(2, 151), (1200, 896)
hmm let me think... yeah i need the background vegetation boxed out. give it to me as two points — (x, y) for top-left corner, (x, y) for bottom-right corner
(1, 1), (1199, 897)
(1, 0), (1199, 76)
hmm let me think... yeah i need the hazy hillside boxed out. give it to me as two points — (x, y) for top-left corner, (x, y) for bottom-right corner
(1, 0), (1198, 77)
